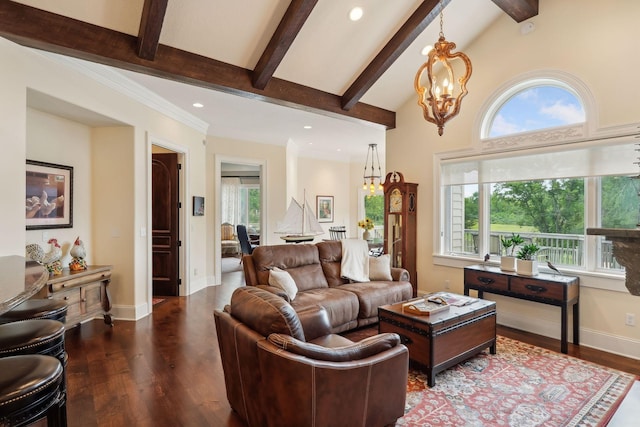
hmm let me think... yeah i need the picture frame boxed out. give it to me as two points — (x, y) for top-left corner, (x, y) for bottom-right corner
(26, 160), (73, 230)
(193, 196), (205, 216)
(316, 195), (334, 223)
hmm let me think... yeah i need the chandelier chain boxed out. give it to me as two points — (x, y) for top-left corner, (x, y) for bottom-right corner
(439, 1), (444, 38)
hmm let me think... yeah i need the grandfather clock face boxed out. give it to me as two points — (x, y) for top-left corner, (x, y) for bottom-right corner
(389, 188), (403, 213)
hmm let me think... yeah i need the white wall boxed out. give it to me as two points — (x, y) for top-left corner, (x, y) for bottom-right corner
(386, 0), (640, 358)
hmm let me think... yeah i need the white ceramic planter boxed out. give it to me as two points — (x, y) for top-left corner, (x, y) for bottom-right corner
(500, 256), (517, 272)
(516, 259), (538, 276)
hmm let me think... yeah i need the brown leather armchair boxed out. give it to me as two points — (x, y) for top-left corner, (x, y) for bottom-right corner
(214, 287), (408, 427)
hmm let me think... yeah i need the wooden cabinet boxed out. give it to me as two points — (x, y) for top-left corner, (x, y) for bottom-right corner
(383, 171), (418, 296)
(36, 265), (113, 327)
(464, 264), (579, 353)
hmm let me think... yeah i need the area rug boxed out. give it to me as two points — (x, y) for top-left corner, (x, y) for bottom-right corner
(396, 336), (636, 427)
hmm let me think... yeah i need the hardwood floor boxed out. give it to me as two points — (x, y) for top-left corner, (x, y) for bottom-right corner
(61, 269), (639, 427)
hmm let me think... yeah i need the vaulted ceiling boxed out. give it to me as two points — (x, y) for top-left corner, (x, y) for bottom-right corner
(0, 0), (538, 158)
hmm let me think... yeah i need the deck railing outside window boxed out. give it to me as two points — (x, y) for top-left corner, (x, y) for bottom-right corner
(463, 230), (621, 270)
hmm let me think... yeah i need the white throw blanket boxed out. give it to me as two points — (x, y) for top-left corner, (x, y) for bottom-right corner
(341, 239), (370, 282)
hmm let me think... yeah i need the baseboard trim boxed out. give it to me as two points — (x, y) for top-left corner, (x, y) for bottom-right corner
(498, 311), (640, 360)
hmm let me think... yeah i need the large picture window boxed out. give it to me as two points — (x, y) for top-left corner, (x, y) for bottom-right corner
(440, 77), (637, 276)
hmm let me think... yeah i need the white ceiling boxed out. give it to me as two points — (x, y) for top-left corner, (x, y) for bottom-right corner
(15, 0), (504, 161)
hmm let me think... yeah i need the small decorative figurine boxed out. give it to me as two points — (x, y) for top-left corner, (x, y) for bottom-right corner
(25, 238), (63, 275)
(69, 236), (87, 271)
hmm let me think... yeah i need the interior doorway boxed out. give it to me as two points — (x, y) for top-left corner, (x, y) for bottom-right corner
(152, 148), (182, 297)
(216, 160), (263, 283)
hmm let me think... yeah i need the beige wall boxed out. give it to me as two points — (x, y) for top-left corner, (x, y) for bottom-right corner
(0, 37), (207, 321)
(26, 109), (93, 267)
(387, 0), (640, 358)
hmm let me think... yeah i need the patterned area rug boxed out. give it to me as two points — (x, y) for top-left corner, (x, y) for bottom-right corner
(397, 336), (636, 427)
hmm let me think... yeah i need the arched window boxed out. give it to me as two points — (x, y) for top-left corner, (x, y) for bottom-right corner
(482, 80), (586, 139)
(438, 74), (639, 284)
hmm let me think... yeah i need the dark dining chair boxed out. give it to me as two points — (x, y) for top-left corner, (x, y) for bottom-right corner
(329, 226), (347, 240)
(237, 224), (258, 263)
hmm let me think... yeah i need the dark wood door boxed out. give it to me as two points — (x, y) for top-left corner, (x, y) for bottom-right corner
(152, 153), (180, 296)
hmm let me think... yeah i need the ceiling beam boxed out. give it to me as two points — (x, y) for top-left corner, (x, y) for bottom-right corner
(491, 0), (539, 23)
(341, 0), (451, 111)
(137, 0), (168, 60)
(0, 1), (394, 129)
(252, 0), (318, 90)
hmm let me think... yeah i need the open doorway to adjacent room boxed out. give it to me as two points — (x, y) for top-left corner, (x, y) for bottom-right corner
(216, 160), (263, 282)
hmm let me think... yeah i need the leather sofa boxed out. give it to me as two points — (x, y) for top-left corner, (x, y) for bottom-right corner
(242, 240), (413, 333)
(214, 286), (409, 427)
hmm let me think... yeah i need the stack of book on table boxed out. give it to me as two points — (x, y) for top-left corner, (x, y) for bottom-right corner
(402, 292), (477, 316)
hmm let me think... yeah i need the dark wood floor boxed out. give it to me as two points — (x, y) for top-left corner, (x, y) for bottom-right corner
(61, 272), (639, 426)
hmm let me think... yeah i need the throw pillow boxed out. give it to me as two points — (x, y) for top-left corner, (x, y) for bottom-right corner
(369, 254), (392, 281)
(269, 267), (298, 300)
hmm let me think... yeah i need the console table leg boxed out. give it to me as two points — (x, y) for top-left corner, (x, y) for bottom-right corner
(573, 300), (579, 345)
(561, 305), (568, 354)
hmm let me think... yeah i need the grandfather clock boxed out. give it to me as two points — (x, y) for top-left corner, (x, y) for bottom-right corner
(383, 171), (418, 296)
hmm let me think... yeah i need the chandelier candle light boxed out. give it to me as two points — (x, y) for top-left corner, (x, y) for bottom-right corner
(363, 143), (383, 195)
(414, 1), (472, 136)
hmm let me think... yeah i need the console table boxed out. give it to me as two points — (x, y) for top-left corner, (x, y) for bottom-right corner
(35, 265), (113, 327)
(464, 265), (579, 354)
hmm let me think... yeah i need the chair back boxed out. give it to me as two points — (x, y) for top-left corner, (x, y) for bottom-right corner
(221, 222), (235, 241)
(237, 224), (255, 255)
(328, 226), (347, 240)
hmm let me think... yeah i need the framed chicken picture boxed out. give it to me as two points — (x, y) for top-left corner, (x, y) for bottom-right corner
(26, 160), (73, 230)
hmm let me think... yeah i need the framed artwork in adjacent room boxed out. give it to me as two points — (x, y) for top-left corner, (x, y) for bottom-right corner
(26, 160), (73, 230)
(316, 195), (334, 223)
(193, 196), (205, 216)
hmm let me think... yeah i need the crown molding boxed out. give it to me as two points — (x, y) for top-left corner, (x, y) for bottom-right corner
(37, 50), (210, 135)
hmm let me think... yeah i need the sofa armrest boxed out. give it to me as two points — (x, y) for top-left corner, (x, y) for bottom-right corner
(255, 285), (291, 302)
(267, 332), (401, 362)
(242, 255), (259, 286)
(296, 305), (332, 341)
(390, 267), (410, 282)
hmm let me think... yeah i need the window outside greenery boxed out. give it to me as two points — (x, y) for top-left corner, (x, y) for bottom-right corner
(239, 185), (260, 232)
(447, 175), (636, 271)
(364, 194), (384, 243)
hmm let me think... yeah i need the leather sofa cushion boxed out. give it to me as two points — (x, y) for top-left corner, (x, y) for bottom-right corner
(267, 332), (401, 362)
(252, 244), (329, 291)
(316, 240), (349, 287)
(339, 281), (413, 319)
(290, 287), (359, 331)
(230, 287), (306, 341)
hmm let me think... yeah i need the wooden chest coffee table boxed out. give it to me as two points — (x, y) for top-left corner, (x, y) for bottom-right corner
(378, 295), (496, 386)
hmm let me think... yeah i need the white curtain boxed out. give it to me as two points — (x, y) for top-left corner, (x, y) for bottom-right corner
(221, 178), (241, 225)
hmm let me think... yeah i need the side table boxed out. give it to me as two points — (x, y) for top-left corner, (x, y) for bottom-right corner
(464, 264), (579, 353)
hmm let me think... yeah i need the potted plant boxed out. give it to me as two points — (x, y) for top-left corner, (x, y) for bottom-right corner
(500, 233), (524, 272)
(516, 242), (540, 276)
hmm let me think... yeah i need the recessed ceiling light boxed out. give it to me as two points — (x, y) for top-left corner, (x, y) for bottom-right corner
(337, 148), (342, 152)
(421, 45), (433, 56)
(304, 125), (312, 129)
(349, 7), (363, 21)
(193, 102), (204, 108)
